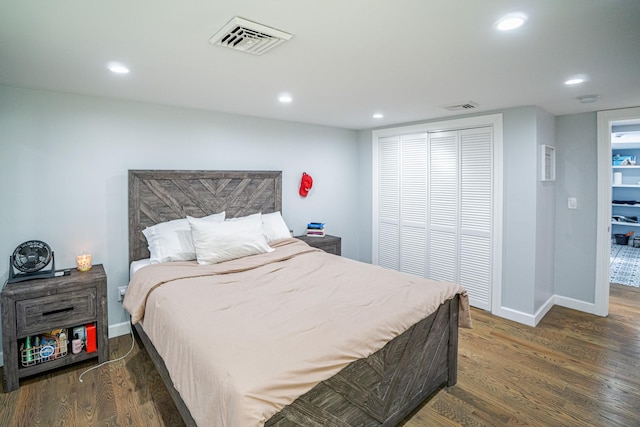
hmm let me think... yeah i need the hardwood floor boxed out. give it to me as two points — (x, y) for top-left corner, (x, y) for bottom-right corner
(1, 284), (638, 426)
(403, 284), (640, 427)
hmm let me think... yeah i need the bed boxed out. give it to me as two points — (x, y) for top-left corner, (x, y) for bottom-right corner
(125, 169), (471, 427)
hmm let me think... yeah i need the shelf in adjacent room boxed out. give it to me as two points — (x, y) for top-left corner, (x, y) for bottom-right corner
(612, 165), (640, 169)
(612, 221), (640, 227)
(613, 185), (640, 188)
(612, 203), (640, 207)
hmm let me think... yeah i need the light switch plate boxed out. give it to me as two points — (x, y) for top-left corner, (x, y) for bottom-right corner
(568, 197), (577, 209)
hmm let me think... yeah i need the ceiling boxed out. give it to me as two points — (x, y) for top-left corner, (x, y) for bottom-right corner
(1, 0), (639, 130)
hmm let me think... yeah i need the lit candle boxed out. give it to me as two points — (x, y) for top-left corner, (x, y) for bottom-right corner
(76, 254), (92, 272)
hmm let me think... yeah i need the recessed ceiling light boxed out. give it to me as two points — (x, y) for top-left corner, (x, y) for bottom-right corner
(278, 94), (292, 103)
(565, 78), (584, 85)
(495, 13), (527, 31)
(107, 62), (130, 74)
(373, 113), (384, 119)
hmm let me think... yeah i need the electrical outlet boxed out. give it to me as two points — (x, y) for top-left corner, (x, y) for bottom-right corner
(118, 286), (128, 302)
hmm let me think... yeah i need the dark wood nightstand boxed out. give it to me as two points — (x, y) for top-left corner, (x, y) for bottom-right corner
(1, 265), (108, 392)
(295, 234), (341, 256)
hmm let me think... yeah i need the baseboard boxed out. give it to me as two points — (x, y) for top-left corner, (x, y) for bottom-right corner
(533, 296), (556, 325)
(109, 321), (132, 338)
(554, 295), (598, 315)
(492, 306), (537, 327)
(492, 294), (555, 327)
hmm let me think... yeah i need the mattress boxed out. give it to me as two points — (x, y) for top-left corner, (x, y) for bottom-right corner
(124, 238), (470, 426)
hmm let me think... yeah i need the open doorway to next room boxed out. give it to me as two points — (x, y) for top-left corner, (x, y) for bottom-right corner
(609, 119), (640, 287)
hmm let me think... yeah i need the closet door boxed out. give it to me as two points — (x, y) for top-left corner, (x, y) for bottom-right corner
(376, 136), (400, 270)
(399, 134), (428, 276)
(428, 131), (458, 282)
(428, 127), (493, 310)
(375, 134), (428, 275)
(374, 125), (494, 311)
(459, 128), (493, 310)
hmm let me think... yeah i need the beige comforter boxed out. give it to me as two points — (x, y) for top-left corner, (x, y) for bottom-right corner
(124, 238), (471, 427)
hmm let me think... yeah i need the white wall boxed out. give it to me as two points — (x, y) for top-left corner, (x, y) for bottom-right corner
(554, 112), (598, 303)
(534, 108), (556, 312)
(0, 86), (360, 353)
(501, 107), (539, 314)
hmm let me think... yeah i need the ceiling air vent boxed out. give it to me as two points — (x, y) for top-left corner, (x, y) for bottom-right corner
(443, 101), (479, 112)
(209, 17), (292, 56)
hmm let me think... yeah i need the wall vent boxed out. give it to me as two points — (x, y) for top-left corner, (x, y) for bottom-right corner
(209, 17), (292, 56)
(443, 101), (479, 111)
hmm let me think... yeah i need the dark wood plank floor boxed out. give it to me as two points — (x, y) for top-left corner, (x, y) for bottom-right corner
(403, 284), (640, 427)
(1, 284), (638, 426)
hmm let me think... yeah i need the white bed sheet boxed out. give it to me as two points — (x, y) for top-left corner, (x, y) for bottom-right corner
(129, 258), (152, 278)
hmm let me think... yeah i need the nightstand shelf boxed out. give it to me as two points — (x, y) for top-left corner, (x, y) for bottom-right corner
(295, 234), (341, 256)
(2, 264), (108, 392)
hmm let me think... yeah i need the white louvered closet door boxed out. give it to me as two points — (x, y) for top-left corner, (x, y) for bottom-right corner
(428, 131), (459, 282)
(376, 134), (428, 275)
(459, 128), (493, 310)
(428, 127), (493, 310)
(375, 126), (494, 311)
(376, 136), (400, 270)
(399, 134), (428, 276)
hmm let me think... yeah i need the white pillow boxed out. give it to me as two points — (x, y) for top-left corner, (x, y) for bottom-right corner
(142, 212), (225, 263)
(188, 213), (273, 264)
(262, 211), (291, 243)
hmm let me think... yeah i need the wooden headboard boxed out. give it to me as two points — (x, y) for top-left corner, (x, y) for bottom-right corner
(128, 170), (282, 263)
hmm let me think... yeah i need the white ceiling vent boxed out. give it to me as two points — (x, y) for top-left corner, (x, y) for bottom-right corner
(209, 17), (292, 56)
(443, 101), (479, 112)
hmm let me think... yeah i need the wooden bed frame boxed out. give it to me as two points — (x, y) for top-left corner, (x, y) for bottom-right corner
(128, 169), (460, 426)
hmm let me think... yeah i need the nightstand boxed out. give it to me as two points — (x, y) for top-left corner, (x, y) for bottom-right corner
(1, 264), (108, 392)
(295, 234), (341, 256)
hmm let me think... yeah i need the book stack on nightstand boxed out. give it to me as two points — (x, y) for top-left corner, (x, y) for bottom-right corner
(306, 222), (325, 237)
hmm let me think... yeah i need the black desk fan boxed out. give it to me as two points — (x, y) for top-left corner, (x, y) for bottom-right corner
(8, 240), (56, 283)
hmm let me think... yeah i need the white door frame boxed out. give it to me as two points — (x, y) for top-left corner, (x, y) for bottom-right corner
(595, 106), (640, 316)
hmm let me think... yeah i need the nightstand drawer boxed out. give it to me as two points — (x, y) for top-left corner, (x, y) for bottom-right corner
(16, 288), (97, 337)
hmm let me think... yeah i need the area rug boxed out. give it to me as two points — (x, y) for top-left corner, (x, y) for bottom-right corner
(610, 243), (640, 287)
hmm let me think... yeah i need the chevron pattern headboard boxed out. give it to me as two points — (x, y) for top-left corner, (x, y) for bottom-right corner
(128, 170), (282, 263)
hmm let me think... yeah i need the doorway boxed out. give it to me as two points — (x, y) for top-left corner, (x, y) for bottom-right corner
(610, 124), (640, 286)
(596, 106), (640, 315)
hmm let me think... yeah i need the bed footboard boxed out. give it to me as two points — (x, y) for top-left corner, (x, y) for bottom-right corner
(265, 295), (460, 426)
